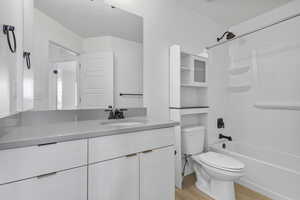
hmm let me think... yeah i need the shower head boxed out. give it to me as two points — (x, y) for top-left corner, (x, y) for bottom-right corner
(217, 31), (236, 42)
(226, 32), (236, 40)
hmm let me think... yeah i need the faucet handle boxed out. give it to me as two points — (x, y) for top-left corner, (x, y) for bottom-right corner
(105, 105), (113, 112)
(115, 108), (128, 119)
(105, 106), (115, 119)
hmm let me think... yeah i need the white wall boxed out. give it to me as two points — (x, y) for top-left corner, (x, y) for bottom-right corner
(33, 9), (82, 110)
(106, 0), (225, 122)
(83, 36), (143, 108)
(0, 0), (24, 118)
(224, 1), (300, 156)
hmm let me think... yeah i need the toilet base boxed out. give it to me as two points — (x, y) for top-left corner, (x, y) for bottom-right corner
(195, 179), (236, 200)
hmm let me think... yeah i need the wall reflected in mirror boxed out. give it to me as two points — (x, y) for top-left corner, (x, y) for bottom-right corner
(33, 0), (143, 111)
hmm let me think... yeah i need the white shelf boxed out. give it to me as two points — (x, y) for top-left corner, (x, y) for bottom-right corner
(181, 66), (206, 72)
(180, 108), (209, 115)
(254, 102), (300, 110)
(181, 66), (193, 71)
(228, 65), (250, 75)
(228, 84), (251, 92)
(181, 82), (208, 88)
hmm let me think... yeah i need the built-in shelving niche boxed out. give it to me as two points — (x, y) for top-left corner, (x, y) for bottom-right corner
(181, 113), (208, 128)
(180, 87), (208, 108)
(169, 45), (209, 189)
(180, 51), (207, 89)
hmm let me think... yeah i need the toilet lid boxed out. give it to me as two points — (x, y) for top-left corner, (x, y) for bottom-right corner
(194, 152), (245, 171)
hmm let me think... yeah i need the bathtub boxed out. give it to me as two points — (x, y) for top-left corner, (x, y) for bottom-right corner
(209, 142), (300, 200)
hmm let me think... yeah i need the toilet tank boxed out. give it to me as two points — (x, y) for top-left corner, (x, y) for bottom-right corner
(182, 126), (206, 155)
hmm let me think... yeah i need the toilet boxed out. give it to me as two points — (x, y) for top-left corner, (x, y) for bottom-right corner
(182, 126), (245, 200)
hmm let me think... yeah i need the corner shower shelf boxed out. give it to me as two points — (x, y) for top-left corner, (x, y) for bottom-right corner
(228, 65), (250, 75)
(228, 84), (251, 92)
(254, 102), (300, 110)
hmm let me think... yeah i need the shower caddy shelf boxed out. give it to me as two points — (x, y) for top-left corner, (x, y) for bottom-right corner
(254, 102), (300, 110)
(228, 65), (250, 75)
(169, 44), (209, 189)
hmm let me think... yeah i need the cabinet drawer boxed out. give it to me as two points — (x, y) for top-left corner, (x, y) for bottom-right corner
(0, 166), (87, 200)
(0, 139), (87, 184)
(89, 128), (174, 163)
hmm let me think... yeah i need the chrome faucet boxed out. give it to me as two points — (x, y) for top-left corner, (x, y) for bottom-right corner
(105, 106), (128, 120)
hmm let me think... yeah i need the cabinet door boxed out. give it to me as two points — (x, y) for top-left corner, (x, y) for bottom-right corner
(0, 166), (87, 200)
(89, 155), (139, 200)
(0, 0), (23, 117)
(140, 146), (175, 200)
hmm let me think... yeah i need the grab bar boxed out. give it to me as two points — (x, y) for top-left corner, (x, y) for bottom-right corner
(3, 25), (17, 53)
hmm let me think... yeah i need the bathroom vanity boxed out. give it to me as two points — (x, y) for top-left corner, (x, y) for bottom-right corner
(0, 119), (178, 200)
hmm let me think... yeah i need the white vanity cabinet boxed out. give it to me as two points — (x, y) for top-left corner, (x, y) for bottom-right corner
(0, 127), (176, 200)
(88, 128), (175, 200)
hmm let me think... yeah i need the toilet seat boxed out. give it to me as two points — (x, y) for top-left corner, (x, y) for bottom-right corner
(193, 152), (245, 172)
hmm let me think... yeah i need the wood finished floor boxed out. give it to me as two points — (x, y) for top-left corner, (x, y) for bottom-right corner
(175, 174), (272, 200)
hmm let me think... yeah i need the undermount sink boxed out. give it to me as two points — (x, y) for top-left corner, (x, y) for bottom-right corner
(101, 121), (144, 127)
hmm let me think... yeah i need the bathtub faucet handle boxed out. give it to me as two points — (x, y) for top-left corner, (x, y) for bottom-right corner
(219, 134), (232, 141)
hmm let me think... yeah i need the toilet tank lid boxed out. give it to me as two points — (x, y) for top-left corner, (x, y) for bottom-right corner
(182, 126), (205, 132)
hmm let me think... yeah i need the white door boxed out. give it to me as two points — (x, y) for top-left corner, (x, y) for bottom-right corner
(140, 146), (175, 200)
(89, 155), (139, 200)
(79, 52), (114, 109)
(0, 167), (87, 200)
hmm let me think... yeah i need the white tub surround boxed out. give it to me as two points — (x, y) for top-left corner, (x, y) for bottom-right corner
(211, 142), (300, 200)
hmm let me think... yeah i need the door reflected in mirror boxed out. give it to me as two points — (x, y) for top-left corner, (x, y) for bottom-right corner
(48, 42), (79, 110)
(33, 0), (143, 110)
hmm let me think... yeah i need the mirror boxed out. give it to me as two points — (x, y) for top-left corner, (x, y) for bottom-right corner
(32, 0), (143, 110)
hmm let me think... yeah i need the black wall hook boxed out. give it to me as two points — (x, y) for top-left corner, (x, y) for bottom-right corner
(23, 51), (31, 69)
(3, 25), (17, 53)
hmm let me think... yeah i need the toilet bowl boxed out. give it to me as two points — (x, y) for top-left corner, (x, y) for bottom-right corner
(181, 126), (245, 200)
(192, 152), (245, 200)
